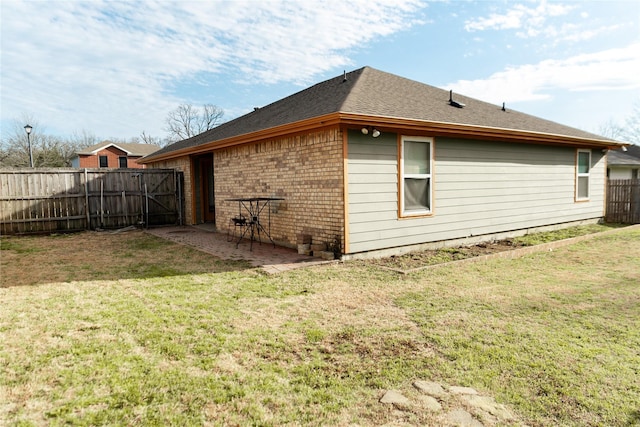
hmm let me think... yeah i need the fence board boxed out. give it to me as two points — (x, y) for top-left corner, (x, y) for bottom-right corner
(606, 179), (640, 224)
(1, 168), (183, 234)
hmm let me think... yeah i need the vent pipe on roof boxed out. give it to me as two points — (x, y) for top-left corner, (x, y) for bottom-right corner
(343, 70), (347, 82)
(502, 102), (506, 112)
(449, 90), (465, 108)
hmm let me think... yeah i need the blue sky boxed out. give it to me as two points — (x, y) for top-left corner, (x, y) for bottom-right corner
(1, 0), (639, 141)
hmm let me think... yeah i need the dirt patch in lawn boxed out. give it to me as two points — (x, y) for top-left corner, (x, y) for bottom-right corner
(359, 223), (630, 272)
(363, 239), (527, 271)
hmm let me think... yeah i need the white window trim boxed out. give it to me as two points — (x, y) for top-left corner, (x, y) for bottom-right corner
(400, 136), (433, 217)
(576, 149), (591, 201)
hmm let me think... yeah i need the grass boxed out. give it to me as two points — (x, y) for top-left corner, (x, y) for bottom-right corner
(511, 222), (626, 246)
(397, 230), (640, 425)
(1, 226), (639, 426)
(362, 223), (625, 271)
(0, 230), (251, 287)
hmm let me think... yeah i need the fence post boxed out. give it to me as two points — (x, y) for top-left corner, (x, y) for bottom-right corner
(137, 173), (144, 226)
(175, 169), (183, 226)
(633, 180), (640, 223)
(122, 190), (127, 224)
(83, 169), (90, 229)
(144, 182), (149, 229)
(99, 178), (103, 228)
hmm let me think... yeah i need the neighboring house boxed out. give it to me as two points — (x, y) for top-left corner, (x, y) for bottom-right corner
(607, 145), (640, 179)
(71, 141), (160, 169)
(140, 66), (625, 258)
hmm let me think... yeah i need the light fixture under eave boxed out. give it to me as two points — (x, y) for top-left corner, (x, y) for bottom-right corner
(372, 128), (381, 138)
(361, 127), (369, 135)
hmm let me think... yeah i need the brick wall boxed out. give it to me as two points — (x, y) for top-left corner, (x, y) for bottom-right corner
(148, 128), (345, 251)
(79, 147), (146, 169)
(215, 128), (345, 251)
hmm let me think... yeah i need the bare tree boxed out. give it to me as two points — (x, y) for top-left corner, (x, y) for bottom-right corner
(0, 116), (94, 168)
(598, 119), (625, 141)
(139, 131), (171, 147)
(164, 103), (224, 142)
(0, 116), (43, 167)
(622, 101), (640, 145)
(69, 129), (100, 150)
(201, 104), (225, 131)
(599, 100), (640, 145)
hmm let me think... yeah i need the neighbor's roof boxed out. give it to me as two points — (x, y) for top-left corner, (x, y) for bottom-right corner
(144, 66), (621, 162)
(77, 141), (160, 156)
(608, 145), (640, 166)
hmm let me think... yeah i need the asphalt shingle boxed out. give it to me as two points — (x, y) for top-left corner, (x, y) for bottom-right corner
(77, 141), (160, 156)
(146, 66), (616, 161)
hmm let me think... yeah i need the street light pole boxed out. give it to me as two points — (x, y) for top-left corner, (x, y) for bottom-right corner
(24, 124), (33, 167)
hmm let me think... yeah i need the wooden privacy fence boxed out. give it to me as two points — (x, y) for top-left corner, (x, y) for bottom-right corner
(606, 179), (640, 224)
(1, 168), (184, 234)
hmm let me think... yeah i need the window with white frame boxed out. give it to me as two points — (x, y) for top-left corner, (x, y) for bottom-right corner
(401, 136), (433, 216)
(576, 149), (591, 201)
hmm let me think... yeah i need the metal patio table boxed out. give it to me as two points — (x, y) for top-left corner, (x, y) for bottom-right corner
(226, 197), (284, 250)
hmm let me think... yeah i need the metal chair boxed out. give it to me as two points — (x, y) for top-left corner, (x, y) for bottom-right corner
(227, 215), (247, 242)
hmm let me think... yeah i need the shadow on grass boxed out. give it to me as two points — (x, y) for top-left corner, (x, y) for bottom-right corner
(0, 230), (255, 288)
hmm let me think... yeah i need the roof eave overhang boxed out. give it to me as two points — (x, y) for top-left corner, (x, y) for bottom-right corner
(609, 162), (640, 166)
(86, 142), (134, 156)
(140, 114), (344, 163)
(338, 113), (625, 149)
(140, 112), (625, 163)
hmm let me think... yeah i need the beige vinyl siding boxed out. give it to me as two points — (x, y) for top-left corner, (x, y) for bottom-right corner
(608, 167), (636, 180)
(347, 135), (605, 254)
(347, 131), (399, 228)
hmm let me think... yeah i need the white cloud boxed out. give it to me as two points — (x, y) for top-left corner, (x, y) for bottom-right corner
(556, 23), (623, 43)
(447, 43), (640, 105)
(465, 0), (605, 41)
(465, 0), (575, 38)
(0, 0), (425, 138)
(465, 7), (524, 32)
(464, 1), (633, 47)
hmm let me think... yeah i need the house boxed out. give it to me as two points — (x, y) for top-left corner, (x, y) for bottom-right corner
(607, 145), (640, 179)
(140, 66), (625, 258)
(71, 141), (160, 169)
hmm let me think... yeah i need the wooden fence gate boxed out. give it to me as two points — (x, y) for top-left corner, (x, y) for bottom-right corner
(606, 179), (640, 224)
(1, 168), (184, 234)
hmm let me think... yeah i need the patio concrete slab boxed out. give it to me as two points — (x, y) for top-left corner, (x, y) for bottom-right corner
(146, 225), (333, 274)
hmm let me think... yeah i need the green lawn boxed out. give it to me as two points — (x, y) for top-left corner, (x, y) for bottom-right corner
(1, 227), (639, 426)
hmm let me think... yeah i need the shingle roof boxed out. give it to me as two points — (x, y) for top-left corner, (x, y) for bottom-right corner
(146, 66), (617, 160)
(608, 145), (640, 165)
(77, 141), (160, 156)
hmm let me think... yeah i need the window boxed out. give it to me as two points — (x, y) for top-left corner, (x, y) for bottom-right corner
(99, 155), (108, 168)
(576, 149), (590, 201)
(119, 156), (128, 168)
(401, 136), (433, 216)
